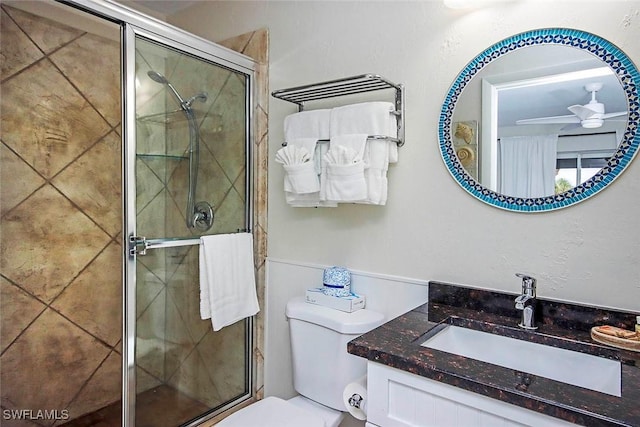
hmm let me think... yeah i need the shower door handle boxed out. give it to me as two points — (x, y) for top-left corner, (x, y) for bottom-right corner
(128, 235), (147, 256)
(129, 235), (202, 257)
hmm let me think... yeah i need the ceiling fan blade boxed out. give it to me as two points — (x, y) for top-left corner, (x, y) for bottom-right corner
(516, 115), (580, 125)
(567, 104), (601, 120)
(602, 111), (628, 119)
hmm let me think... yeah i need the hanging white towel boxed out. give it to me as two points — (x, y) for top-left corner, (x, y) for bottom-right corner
(358, 139), (391, 205)
(199, 233), (259, 331)
(329, 102), (397, 137)
(330, 102), (399, 164)
(284, 109), (331, 141)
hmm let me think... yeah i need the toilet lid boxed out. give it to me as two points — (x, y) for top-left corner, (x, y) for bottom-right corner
(217, 396), (326, 427)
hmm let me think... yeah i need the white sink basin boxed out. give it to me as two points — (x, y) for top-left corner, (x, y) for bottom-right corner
(421, 325), (621, 397)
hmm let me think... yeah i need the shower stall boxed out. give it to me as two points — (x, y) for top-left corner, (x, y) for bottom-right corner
(0, 1), (260, 426)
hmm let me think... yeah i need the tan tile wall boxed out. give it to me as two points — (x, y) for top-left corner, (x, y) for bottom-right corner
(0, 5), (267, 426)
(0, 5), (123, 425)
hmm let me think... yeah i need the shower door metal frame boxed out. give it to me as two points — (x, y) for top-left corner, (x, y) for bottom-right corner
(59, 1), (257, 426)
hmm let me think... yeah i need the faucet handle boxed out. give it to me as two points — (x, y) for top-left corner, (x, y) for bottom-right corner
(514, 294), (529, 309)
(515, 273), (536, 297)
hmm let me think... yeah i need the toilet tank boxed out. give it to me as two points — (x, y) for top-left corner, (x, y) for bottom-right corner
(285, 297), (384, 411)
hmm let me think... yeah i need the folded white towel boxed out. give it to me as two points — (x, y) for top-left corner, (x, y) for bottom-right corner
(275, 144), (320, 194)
(324, 145), (358, 165)
(321, 134), (368, 202)
(323, 161), (367, 202)
(275, 144), (311, 165)
(327, 134), (367, 162)
(286, 143), (335, 207)
(282, 162), (320, 194)
(199, 233), (259, 331)
(287, 137), (318, 158)
(284, 109), (331, 141)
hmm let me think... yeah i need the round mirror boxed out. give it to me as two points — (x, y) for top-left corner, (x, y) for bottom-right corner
(439, 28), (640, 212)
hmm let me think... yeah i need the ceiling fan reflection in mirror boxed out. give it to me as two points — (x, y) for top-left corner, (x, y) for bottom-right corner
(516, 83), (628, 129)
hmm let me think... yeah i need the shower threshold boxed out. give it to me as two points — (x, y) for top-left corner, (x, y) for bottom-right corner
(60, 385), (209, 427)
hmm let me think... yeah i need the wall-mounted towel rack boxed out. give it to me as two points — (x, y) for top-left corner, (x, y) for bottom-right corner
(272, 74), (405, 147)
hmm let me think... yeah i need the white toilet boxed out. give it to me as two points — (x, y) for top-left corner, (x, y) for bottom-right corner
(217, 296), (384, 427)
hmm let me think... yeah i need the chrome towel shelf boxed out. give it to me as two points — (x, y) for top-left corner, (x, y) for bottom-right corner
(271, 74), (405, 147)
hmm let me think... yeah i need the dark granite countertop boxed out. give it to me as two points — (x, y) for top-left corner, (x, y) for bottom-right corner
(348, 281), (640, 427)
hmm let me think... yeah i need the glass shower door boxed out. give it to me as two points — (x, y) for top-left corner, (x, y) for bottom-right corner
(130, 34), (252, 426)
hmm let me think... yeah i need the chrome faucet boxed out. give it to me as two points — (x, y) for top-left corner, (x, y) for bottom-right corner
(514, 273), (538, 330)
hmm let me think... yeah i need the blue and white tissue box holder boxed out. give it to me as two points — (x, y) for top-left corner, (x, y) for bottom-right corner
(322, 266), (351, 297)
(305, 288), (365, 313)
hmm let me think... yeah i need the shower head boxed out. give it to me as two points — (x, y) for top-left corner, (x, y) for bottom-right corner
(147, 70), (168, 84)
(147, 70), (186, 106)
(147, 70), (207, 110)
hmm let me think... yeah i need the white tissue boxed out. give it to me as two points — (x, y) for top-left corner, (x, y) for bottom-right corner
(343, 375), (368, 420)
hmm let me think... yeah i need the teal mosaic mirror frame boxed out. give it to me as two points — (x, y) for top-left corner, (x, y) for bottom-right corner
(439, 28), (640, 212)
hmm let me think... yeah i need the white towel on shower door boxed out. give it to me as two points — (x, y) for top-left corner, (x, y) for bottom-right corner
(199, 233), (259, 331)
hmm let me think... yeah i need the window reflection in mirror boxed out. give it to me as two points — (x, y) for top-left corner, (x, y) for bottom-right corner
(452, 44), (628, 199)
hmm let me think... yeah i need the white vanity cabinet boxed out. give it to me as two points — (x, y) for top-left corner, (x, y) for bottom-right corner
(365, 362), (577, 427)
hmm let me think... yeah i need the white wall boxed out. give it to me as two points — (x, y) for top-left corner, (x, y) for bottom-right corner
(168, 0), (640, 417)
(170, 0), (640, 312)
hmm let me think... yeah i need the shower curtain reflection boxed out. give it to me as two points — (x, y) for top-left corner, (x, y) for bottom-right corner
(498, 134), (559, 198)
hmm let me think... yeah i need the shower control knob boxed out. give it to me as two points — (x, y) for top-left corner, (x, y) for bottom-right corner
(193, 201), (214, 231)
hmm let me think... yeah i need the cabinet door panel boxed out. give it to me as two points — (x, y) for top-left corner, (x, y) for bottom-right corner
(367, 362), (575, 427)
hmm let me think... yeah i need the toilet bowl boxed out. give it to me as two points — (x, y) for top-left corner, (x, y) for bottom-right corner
(218, 396), (341, 427)
(217, 297), (384, 427)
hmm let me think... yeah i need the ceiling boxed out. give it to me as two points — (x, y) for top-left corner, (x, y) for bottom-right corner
(478, 45), (629, 134)
(497, 70), (628, 131)
(127, 1), (629, 135)
(128, 0), (200, 15)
